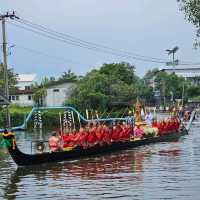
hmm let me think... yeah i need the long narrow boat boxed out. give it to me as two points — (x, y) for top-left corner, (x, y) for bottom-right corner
(2, 128), (188, 166)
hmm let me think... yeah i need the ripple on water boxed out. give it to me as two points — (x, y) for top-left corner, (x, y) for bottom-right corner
(0, 127), (200, 199)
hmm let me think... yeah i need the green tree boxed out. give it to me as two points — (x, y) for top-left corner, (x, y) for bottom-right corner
(99, 62), (138, 85)
(155, 71), (188, 104)
(178, 0), (200, 47)
(59, 69), (78, 82)
(41, 76), (49, 87)
(143, 68), (159, 83)
(186, 85), (200, 98)
(65, 62), (154, 111)
(33, 87), (47, 106)
(0, 63), (18, 89)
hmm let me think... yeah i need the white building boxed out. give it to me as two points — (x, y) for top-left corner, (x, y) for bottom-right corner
(9, 89), (34, 106)
(9, 73), (76, 107)
(44, 82), (75, 107)
(16, 74), (37, 90)
(161, 65), (200, 84)
(9, 74), (37, 106)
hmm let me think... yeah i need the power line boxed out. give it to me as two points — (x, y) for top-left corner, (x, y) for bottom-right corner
(9, 16), (200, 66)
(19, 18), (167, 62)
(10, 43), (91, 65)
(4, 13), (200, 70)
(7, 20), (167, 64)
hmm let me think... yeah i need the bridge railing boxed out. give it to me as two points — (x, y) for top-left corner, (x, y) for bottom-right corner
(0, 106), (130, 132)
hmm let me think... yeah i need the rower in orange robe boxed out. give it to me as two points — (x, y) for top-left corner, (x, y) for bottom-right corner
(102, 125), (111, 145)
(63, 131), (78, 150)
(95, 124), (103, 142)
(73, 130), (81, 145)
(120, 123), (127, 141)
(152, 119), (158, 128)
(124, 124), (131, 140)
(79, 125), (89, 148)
(118, 124), (124, 141)
(164, 120), (169, 134)
(165, 119), (171, 132)
(111, 123), (121, 142)
(87, 123), (98, 147)
(158, 121), (165, 135)
(170, 119), (176, 132)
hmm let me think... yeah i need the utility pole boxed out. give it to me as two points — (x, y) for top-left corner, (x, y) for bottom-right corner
(0, 11), (19, 128)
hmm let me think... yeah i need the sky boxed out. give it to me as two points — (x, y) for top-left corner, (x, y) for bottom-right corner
(0, 0), (199, 81)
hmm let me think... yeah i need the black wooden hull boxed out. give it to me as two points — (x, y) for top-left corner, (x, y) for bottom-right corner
(7, 129), (188, 166)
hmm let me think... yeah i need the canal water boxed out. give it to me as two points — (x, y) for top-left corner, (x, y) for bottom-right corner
(0, 124), (200, 200)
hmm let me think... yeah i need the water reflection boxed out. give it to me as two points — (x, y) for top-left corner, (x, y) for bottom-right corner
(2, 146), (183, 200)
(2, 126), (200, 199)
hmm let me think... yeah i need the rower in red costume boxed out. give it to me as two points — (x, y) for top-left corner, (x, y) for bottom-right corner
(111, 122), (122, 142)
(158, 120), (165, 135)
(172, 118), (178, 132)
(123, 124), (131, 140)
(175, 118), (180, 132)
(60, 128), (70, 146)
(73, 130), (81, 144)
(165, 119), (171, 132)
(87, 123), (98, 147)
(63, 130), (78, 150)
(119, 122), (126, 141)
(170, 119), (176, 131)
(95, 123), (103, 143)
(111, 123), (118, 141)
(152, 119), (158, 128)
(118, 123), (124, 140)
(102, 124), (111, 145)
(79, 124), (89, 148)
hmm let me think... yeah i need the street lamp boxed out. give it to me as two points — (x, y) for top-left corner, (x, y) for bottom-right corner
(166, 46), (179, 74)
(166, 46), (179, 64)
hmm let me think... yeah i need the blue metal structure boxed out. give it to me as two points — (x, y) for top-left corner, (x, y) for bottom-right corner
(0, 106), (131, 132)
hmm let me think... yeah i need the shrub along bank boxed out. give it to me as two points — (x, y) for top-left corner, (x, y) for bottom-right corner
(0, 107), (66, 130)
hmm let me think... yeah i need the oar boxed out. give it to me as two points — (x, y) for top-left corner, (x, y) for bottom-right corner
(186, 110), (196, 131)
(91, 109), (94, 120)
(71, 111), (76, 131)
(95, 110), (99, 119)
(77, 113), (81, 128)
(86, 109), (89, 120)
(99, 109), (107, 119)
(59, 112), (63, 134)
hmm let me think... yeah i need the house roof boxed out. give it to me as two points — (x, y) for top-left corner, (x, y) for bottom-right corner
(160, 65), (200, 78)
(10, 89), (34, 95)
(160, 65), (200, 71)
(17, 74), (37, 82)
(46, 79), (77, 88)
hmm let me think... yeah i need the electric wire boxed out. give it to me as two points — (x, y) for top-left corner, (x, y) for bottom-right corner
(7, 20), (167, 64)
(7, 17), (200, 66)
(19, 18), (168, 62)
(10, 43), (90, 65)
